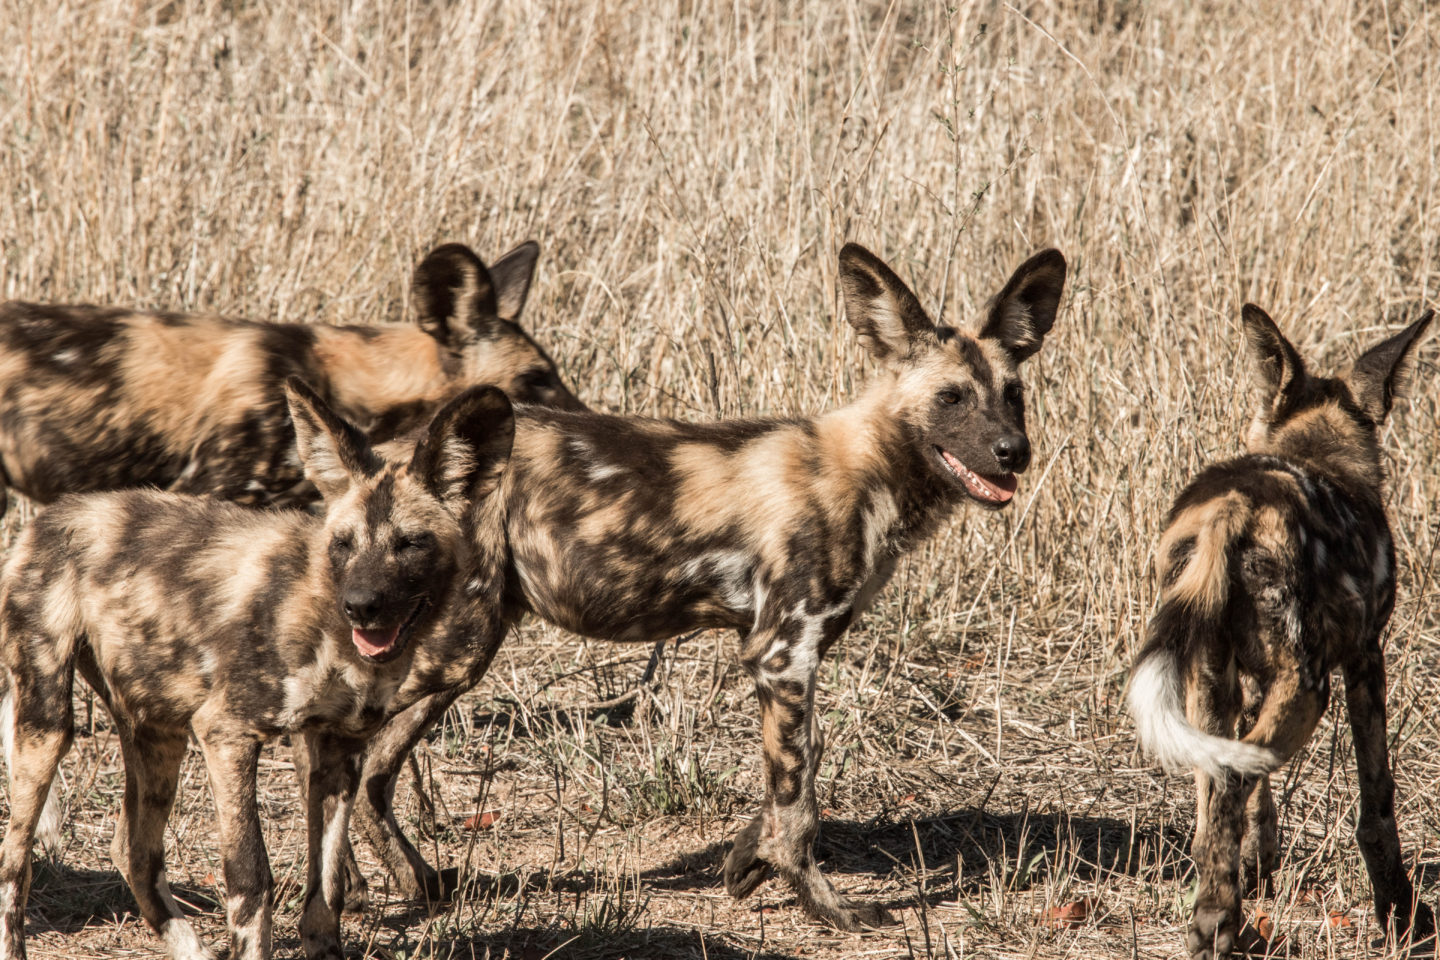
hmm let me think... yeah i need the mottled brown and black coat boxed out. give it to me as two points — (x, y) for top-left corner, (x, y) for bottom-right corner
(327, 243), (1067, 930)
(1128, 304), (1435, 960)
(0, 379), (515, 960)
(0, 241), (577, 513)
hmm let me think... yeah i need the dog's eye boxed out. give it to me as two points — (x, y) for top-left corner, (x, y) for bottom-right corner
(329, 535), (354, 559)
(395, 533), (434, 555)
(938, 390), (962, 405)
(1003, 383), (1024, 406)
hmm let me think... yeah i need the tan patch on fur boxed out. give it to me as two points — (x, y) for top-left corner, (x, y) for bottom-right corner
(1251, 400), (1382, 489)
(1160, 492), (1251, 612)
(313, 325), (449, 420)
(117, 316), (269, 451)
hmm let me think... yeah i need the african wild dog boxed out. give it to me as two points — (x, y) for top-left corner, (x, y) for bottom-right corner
(0, 377), (515, 960)
(307, 243), (1067, 929)
(0, 240), (579, 515)
(1128, 305), (1435, 959)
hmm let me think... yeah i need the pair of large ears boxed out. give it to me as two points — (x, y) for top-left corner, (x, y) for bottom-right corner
(285, 377), (515, 510)
(413, 241), (540, 347)
(1242, 304), (1434, 422)
(838, 244), (1066, 365)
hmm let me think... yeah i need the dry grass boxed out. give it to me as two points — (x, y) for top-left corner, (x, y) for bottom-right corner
(2, 0), (1439, 957)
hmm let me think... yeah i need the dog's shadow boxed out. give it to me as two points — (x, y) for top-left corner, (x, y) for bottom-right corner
(23, 859), (218, 936)
(377, 806), (1189, 931)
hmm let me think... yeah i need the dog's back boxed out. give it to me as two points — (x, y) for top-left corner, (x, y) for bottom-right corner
(0, 240), (576, 514)
(1129, 452), (1392, 779)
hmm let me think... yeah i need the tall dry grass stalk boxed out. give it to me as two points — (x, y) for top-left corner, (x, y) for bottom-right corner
(1, 1), (1437, 957)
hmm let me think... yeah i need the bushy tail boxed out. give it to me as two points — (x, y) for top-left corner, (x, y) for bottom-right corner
(0, 679), (63, 853)
(1127, 645), (1282, 780)
(1131, 492), (1281, 780)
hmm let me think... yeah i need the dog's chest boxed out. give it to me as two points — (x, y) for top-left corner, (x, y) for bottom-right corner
(272, 644), (396, 735)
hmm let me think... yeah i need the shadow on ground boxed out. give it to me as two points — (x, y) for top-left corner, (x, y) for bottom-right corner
(24, 859), (219, 935)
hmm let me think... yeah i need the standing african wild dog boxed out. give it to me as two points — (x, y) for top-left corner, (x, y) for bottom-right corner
(316, 243), (1066, 929)
(0, 377), (515, 960)
(1128, 305), (1435, 959)
(0, 240), (579, 514)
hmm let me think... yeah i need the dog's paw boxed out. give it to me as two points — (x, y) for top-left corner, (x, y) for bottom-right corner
(815, 895), (896, 932)
(723, 818), (772, 900)
(1187, 904), (1239, 959)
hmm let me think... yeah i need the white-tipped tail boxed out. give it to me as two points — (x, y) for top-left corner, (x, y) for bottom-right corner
(1128, 650), (1282, 780)
(1, 686), (63, 854)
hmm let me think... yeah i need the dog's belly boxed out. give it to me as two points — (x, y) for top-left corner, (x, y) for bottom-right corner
(514, 547), (757, 643)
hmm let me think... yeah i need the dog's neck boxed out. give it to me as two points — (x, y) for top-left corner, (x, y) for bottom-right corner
(813, 375), (966, 555)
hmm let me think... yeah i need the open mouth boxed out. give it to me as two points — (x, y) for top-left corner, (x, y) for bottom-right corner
(351, 599), (427, 664)
(936, 447), (1018, 505)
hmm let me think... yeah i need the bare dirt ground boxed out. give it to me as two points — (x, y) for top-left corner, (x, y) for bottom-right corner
(3, 1), (1439, 958)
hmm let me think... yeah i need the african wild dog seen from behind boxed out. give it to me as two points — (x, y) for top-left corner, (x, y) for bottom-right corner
(0, 240), (578, 514)
(0, 377), (515, 960)
(1128, 305), (1435, 959)
(315, 243), (1066, 929)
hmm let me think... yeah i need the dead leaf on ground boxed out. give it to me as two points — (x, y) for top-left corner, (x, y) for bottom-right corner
(463, 810), (500, 830)
(1040, 897), (1098, 928)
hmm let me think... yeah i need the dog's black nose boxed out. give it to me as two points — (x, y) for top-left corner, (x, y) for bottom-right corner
(992, 434), (1030, 472)
(343, 589), (383, 623)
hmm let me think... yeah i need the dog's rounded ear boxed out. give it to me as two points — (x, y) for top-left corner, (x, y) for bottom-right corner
(413, 244), (502, 346)
(838, 243), (937, 365)
(410, 385), (515, 510)
(976, 249), (1065, 362)
(284, 376), (380, 501)
(1241, 304), (1307, 412)
(487, 241), (540, 322)
(1349, 309), (1433, 423)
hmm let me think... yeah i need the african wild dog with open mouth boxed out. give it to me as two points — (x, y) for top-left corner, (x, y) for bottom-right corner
(0, 377), (515, 960)
(0, 240), (579, 515)
(1128, 304), (1435, 959)
(308, 242), (1066, 929)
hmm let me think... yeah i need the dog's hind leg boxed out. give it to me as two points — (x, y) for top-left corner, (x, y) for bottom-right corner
(0, 681), (62, 857)
(299, 733), (364, 960)
(725, 614), (894, 931)
(1343, 641), (1434, 948)
(195, 729), (270, 960)
(1184, 642), (1245, 960)
(1235, 677), (1277, 895)
(112, 729), (214, 960)
(0, 663), (74, 960)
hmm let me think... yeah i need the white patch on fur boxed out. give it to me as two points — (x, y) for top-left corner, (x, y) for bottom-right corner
(161, 915), (215, 960)
(437, 435), (478, 503)
(1373, 541), (1391, 584)
(680, 551), (755, 613)
(51, 348), (78, 366)
(320, 799), (353, 905)
(1128, 650), (1282, 780)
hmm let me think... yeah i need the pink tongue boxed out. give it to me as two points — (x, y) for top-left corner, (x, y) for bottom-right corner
(353, 625), (400, 657)
(940, 450), (1018, 503)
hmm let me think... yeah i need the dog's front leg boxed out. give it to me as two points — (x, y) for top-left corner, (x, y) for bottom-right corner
(300, 733), (364, 960)
(194, 728), (271, 960)
(724, 612), (893, 931)
(1343, 643), (1434, 947)
(351, 689), (468, 902)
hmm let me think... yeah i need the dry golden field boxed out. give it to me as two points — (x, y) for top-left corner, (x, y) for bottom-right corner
(2, 0), (1439, 958)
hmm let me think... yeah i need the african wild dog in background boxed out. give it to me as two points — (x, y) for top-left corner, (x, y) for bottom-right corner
(313, 243), (1066, 929)
(1128, 305), (1435, 959)
(0, 377), (515, 960)
(0, 240), (580, 516)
